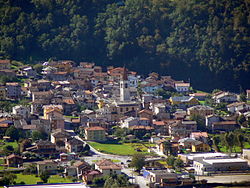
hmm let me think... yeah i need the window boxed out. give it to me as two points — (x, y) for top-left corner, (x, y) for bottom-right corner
(125, 83), (128, 88)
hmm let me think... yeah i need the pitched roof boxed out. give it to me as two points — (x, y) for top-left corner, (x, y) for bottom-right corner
(96, 159), (122, 170)
(85, 126), (105, 131)
(0, 60), (10, 64)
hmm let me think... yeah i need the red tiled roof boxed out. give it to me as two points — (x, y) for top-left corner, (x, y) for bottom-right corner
(85, 126), (105, 131)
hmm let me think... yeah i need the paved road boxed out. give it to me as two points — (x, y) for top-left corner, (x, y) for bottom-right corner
(197, 174), (250, 183)
(122, 168), (149, 188)
(75, 136), (149, 187)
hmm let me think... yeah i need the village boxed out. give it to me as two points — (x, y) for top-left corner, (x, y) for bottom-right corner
(0, 59), (250, 188)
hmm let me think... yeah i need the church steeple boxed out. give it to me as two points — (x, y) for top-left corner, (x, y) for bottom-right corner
(120, 66), (130, 102)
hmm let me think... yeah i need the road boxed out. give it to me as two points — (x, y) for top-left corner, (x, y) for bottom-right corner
(74, 136), (148, 187)
(197, 174), (250, 183)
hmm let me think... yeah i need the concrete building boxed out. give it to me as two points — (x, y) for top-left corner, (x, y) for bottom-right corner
(85, 126), (106, 141)
(193, 158), (249, 175)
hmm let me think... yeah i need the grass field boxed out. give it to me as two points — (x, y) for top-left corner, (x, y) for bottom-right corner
(0, 140), (18, 151)
(89, 142), (154, 156)
(15, 174), (73, 185)
(218, 142), (250, 153)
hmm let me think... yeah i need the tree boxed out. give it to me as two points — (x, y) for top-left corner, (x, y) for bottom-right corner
(224, 132), (235, 153)
(212, 135), (221, 152)
(5, 126), (20, 141)
(173, 158), (184, 170)
(0, 172), (17, 186)
(32, 130), (47, 141)
(237, 115), (247, 127)
(40, 171), (50, 183)
(236, 133), (245, 153)
(166, 155), (175, 167)
(130, 153), (145, 172)
(239, 92), (247, 102)
(3, 145), (14, 156)
(20, 139), (32, 152)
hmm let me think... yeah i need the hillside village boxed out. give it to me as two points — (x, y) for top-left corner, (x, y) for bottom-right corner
(0, 59), (250, 187)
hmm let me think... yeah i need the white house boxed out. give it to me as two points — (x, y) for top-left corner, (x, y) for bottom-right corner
(12, 105), (30, 118)
(120, 117), (139, 128)
(128, 75), (139, 87)
(95, 159), (122, 176)
(213, 92), (237, 103)
(227, 102), (250, 113)
(175, 82), (190, 92)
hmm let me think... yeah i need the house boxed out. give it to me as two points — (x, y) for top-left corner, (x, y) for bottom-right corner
(32, 90), (53, 102)
(169, 96), (199, 108)
(0, 60), (10, 69)
(169, 120), (197, 138)
(60, 153), (78, 162)
(83, 170), (102, 184)
(189, 93), (208, 101)
(187, 105), (214, 117)
(0, 86), (6, 100)
(120, 117), (139, 128)
(73, 160), (91, 178)
(191, 141), (210, 152)
(153, 121), (168, 135)
(190, 132), (209, 143)
(95, 159), (122, 176)
(51, 129), (71, 150)
(37, 160), (58, 174)
(205, 114), (221, 129)
(85, 126), (106, 141)
(178, 138), (199, 150)
(141, 82), (163, 93)
(156, 140), (179, 156)
(193, 158), (249, 175)
(43, 105), (64, 130)
(152, 104), (170, 120)
(26, 140), (57, 157)
(212, 121), (240, 133)
(139, 109), (153, 123)
(227, 102), (250, 113)
(175, 82), (190, 92)
(65, 138), (84, 153)
(213, 91), (237, 103)
(5, 154), (23, 167)
(12, 105), (30, 118)
(63, 98), (77, 115)
(6, 82), (21, 99)
(143, 169), (178, 187)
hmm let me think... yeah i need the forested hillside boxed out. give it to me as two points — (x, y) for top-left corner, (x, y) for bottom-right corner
(0, 0), (249, 91)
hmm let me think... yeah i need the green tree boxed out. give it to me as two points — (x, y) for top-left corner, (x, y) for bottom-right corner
(173, 158), (184, 170)
(166, 155), (175, 167)
(0, 172), (17, 186)
(236, 133), (245, 153)
(40, 171), (50, 183)
(237, 115), (247, 127)
(32, 130), (47, 141)
(130, 153), (145, 172)
(5, 126), (20, 141)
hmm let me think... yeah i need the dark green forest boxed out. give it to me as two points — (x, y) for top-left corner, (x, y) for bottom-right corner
(0, 0), (249, 91)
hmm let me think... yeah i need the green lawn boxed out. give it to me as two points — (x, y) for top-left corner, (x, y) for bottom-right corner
(0, 140), (18, 151)
(15, 174), (73, 185)
(218, 142), (250, 153)
(89, 142), (154, 156)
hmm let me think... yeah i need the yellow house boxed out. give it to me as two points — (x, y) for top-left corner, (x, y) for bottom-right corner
(43, 105), (63, 119)
(0, 86), (6, 100)
(191, 141), (210, 152)
(170, 96), (199, 106)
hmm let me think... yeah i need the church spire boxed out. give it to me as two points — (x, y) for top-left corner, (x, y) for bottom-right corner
(121, 66), (128, 80)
